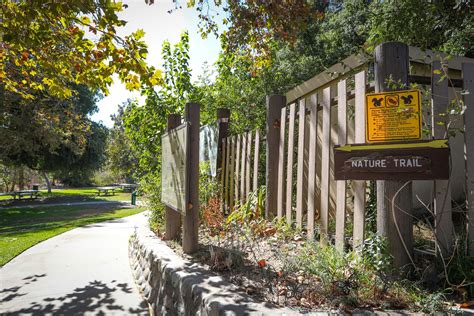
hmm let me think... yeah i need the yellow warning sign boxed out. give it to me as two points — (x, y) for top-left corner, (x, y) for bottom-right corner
(366, 89), (422, 143)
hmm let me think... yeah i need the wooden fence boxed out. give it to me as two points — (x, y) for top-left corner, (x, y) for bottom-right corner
(217, 42), (474, 265)
(220, 130), (262, 212)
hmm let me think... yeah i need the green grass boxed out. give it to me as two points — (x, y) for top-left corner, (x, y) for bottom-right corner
(41, 187), (133, 202)
(0, 187), (134, 203)
(0, 204), (145, 266)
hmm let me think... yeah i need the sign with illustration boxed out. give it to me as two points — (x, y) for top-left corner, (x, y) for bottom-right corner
(161, 123), (189, 214)
(334, 140), (449, 180)
(366, 89), (422, 143)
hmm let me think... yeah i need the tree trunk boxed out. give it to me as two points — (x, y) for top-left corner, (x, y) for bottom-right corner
(43, 172), (52, 193)
(18, 166), (25, 190)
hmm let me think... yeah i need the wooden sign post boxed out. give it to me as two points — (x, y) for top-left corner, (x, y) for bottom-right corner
(374, 42), (414, 269)
(161, 104), (200, 254)
(183, 103), (200, 254)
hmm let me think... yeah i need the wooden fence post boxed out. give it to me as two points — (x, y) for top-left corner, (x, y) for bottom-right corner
(164, 114), (182, 240)
(183, 103), (200, 254)
(431, 61), (453, 257)
(216, 108), (230, 170)
(266, 95), (285, 218)
(375, 42), (413, 268)
(463, 63), (474, 256)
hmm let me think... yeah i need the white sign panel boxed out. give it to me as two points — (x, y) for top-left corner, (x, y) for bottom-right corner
(161, 123), (188, 214)
(199, 125), (218, 177)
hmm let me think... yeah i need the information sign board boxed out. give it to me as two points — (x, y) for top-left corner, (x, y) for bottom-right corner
(161, 123), (189, 214)
(366, 89), (422, 143)
(334, 140), (449, 180)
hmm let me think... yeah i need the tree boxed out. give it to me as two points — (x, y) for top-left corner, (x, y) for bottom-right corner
(123, 31), (194, 175)
(187, 0), (473, 133)
(49, 121), (108, 187)
(0, 85), (107, 192)
(105, 100), (139, 182)
(122, 31), (195, 212)
(2, 0), (162, 100)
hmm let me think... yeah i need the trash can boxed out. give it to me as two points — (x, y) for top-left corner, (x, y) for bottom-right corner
(131, 191), (137, 205)
(32, 184), (39, 190)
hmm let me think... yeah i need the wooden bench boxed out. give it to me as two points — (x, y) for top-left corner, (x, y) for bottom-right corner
(96, 186), (119, 196)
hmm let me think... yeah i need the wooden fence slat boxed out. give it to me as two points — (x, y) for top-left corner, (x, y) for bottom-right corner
(286, 103), (296, 224)
(253, 130), (260, 192)
(335, 79), (348, 251)
(431, 61), (454, 257)
(353, 70), (367, 248)
(235, 134), (241, 204)
(296, 99), (306, 228)
(320, 87), (331, 244)
(240, 133), (246, 202)
(220, 139), (227, 211)
(246, 132), (252, 197)
(224, 137), (231, 211)
(277, 107), (287, 218)
(463, 62), (474, 255)
(229, 136), (236, 209)
(307, 94), (318, 239)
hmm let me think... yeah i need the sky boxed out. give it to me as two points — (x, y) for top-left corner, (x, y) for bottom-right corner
(90, 0), (223, 127)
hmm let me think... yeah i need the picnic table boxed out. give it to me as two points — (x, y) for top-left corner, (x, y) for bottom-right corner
(96, 186), (119, 196)
(119, 183), (138, 192)
(0, 190), (41, 200)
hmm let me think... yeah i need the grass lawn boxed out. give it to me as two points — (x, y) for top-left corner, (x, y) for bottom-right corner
(0, 187), (135, 203)
(0, 204), (145, 266)
(41, 187), (133, 202)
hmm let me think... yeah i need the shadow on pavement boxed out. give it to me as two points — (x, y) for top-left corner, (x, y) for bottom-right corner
(1, 274), (47, 303)
(1, 279), (148, 315)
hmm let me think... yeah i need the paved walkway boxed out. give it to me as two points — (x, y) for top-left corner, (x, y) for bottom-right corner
(0, 212), (149, 315)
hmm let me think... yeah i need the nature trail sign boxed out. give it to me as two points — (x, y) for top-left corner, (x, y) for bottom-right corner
(161, 123), (189, 214)
(334, 140), (449, 180)
(366, 89), (422, 143)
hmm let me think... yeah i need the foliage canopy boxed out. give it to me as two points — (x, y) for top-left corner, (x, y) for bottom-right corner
(2, 0), (162, 100)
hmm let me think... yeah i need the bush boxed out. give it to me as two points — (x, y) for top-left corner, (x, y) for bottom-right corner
(140, 171), (165, 233)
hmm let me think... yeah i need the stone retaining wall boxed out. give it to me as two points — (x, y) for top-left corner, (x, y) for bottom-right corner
(129, 226), (295, 315)
(129, 225), (435, 316)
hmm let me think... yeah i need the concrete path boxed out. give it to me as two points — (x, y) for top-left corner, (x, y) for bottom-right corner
(0, 212), (149, 315)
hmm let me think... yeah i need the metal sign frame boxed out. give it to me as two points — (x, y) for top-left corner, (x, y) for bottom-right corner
(161, 122), (190, 214)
